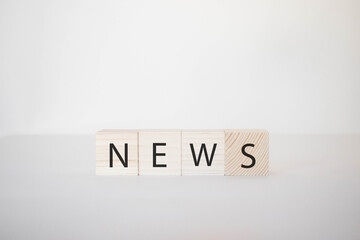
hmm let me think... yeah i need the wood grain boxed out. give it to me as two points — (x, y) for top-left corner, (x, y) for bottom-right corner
(225, 130), (269, 176)
(182, 130), (224, 175)
(139, 130), (181, 175)
(96, 130), (138, 175)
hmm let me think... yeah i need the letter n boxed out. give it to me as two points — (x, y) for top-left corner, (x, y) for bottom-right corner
(109, 143), (128, 168)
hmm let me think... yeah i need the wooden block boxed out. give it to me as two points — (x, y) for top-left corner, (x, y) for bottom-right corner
(139, 130), (181, 175)
(182, 130), (224, 175)
(96, 130), (138, 175)
(225, 130), (269, 176)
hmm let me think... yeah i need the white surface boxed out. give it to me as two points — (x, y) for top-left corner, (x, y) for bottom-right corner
(1, 0), (360, 136)
(0, 134), (359, 239)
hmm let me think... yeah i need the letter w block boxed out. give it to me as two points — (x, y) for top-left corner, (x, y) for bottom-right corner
(182, 130), (224, 175)
(96, 130), (138, 175)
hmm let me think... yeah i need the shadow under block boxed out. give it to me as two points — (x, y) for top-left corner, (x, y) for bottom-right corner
(96, 130), (138, 175)
(139, 130), (181, 175)
(182, 130), (224, 175)
(225, 130), (269, 176)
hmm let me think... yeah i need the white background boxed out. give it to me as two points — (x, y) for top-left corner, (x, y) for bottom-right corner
(1, 0), (359, 136)
(0, 1), (360, 239)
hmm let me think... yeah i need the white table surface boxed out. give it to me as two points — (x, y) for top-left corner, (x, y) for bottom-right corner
(0, 134), (359, 239)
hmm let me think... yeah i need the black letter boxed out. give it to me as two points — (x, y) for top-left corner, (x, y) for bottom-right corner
(241, 143), (255, 168)
(190, 143), (217, 166)
(109, 143), (128, 168)
(153, 143), (167, 167)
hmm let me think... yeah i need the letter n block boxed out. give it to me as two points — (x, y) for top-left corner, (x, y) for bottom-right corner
(139, 130), (181, 175)
(182, 130), (224, 175)
(225, 130), (269, 176)
(96, 130), (138, 175)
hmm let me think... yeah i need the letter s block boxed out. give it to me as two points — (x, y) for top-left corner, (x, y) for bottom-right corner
(96, 130), (138, 175)
(225, 130), (269, 176)
(139, 130), (181, 175)
(182, 130), (224, 175)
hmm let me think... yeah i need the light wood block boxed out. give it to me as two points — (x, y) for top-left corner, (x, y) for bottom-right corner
(139, 130), (181, 175)
(225, 130), (269, 176)
(96, 130), (138, 175)
(182, 130), (224, 175)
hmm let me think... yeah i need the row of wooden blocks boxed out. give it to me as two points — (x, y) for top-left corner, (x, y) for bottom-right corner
(96, 129), (269, 176)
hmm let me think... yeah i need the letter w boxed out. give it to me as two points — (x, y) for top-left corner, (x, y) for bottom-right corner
(190, 143), (217, 166)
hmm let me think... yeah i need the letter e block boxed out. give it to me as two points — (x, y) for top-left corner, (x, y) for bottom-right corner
(182, 130), (224, 175)
(139, 130), (181, 175)
(225, 130), (269, 176)
(96, 130), (138, 175)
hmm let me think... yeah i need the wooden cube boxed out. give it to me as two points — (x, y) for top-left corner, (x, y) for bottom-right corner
(225, 130), (269, 176)
(182, 130), (224, 175)
(96, 130), (138, 175)
(139, 130), (181, 175)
